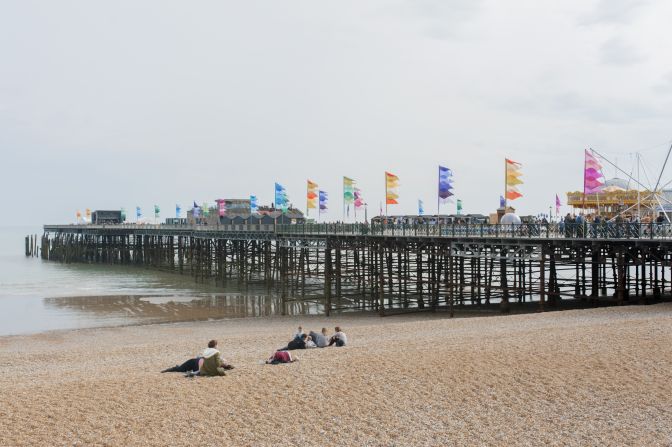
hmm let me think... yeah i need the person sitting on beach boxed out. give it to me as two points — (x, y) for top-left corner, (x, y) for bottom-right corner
(304, 335), (317, 348)
(292, 326), (305, 341)
(280, 333), (308, 351)
(198, 339), (234, 377)
(308, 328), (330, 348)
(328, 326), (348, 347)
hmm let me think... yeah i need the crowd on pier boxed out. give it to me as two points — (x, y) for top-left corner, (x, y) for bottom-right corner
(161, 326), (348, 377)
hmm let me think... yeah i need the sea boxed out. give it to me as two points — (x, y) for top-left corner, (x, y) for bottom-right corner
(0, 225), (311, 336)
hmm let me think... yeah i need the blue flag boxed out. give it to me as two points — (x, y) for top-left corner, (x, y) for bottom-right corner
(438, 166), (454, 203)
(499, 195), (506, 208)
(418, 199), (424, 216)
(319, 190), (328, 213)
(275, 183), (288, 211)
(136, 206), (142, 219)
(250, 195), (258, 213)
(176, 204), (181, 218)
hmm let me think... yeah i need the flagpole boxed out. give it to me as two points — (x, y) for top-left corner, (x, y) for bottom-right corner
(437, 166), (440, 222)
(343, 177), (345, 222)
(504, 159), (508, 209)
(582, 150), (587, 214)
(385, 172), (388, 217)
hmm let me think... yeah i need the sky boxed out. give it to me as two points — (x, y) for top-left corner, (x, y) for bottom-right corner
(1, 0), (672, 224)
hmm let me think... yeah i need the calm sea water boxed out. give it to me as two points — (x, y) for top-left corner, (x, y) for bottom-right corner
(0, 226), (313, 336)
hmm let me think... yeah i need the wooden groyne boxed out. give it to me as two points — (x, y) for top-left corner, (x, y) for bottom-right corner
(36, 222), (672, 315)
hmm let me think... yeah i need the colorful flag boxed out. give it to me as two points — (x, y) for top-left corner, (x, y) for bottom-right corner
(192, 202), (201, 218)
(354, 188), (364, 209)
(499, 195), (506, 208)
(175, 204), (181, 218)
(275, 182), (289, 211)
(250, 195), (258, 213)
(120, 208), (126, 222)
(136, 206), (142, 219)
(85, 209), (91, 220)
(202, 202), (210, 217)
(385, 171), (399, 205)
(154, 205), (160, 218)
(216, 199), (226, 217)
(343, 177), (355, 204)
(457, 199), (463, 215)
(307, 180), (318, 213)
(418, 199), (424, 216)
(584, 149), (604, 194)
(319, 190), (328, 213)
(438, 166), (454, 202)
(76, 210), (82, 221)
(505, 159), (523, 201)
(555, 194), (561, 214)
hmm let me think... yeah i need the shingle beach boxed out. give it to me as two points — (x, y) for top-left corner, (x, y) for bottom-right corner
(1, 304), (671, 446)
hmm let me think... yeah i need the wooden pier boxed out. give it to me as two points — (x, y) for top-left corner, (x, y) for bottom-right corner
(37, 222), (672, 315)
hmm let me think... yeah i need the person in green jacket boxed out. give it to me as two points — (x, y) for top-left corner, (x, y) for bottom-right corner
(198, 339), (233, 377)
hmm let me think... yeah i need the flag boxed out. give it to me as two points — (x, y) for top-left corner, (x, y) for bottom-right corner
(175, 204), (181, 218)
(154, 205), (160, 218)
(555, 194), (561, 214)
(456, 199), (463, 215)
(418, 199), (424, 216)
(584, 149), (604, 194)
(250, 195), (258, 213)
(385, 171), (399, 205)
(136, 206), (142, 219)
(354, 188), (364, 208)
(438, 166), (454, 203)
(216, 199), (226, 217)
(499, 195), (506, 208)
(85, 208), (91, 220)
(120, 208), (126, 222)
(343, 177), (355, 204)
(76, 210), (82, 221)
(505, 159), (523, 200)
(202, 202), (210, 217)
(307, 180), (318, 212)
(275, 182), (289, 211)
(319, 190), (328, 213)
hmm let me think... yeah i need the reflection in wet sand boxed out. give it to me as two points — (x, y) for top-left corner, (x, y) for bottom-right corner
(43, 293), (324, 326)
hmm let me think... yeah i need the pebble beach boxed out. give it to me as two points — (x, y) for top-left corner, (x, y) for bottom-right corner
(1, 304), (671, 446)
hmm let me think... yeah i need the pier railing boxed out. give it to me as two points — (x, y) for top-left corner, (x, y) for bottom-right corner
(277, 222), (672, 240)
(44, 222), (672, 240)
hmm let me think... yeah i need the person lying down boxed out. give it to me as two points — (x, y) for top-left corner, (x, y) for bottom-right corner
(266, 350), (299, 365)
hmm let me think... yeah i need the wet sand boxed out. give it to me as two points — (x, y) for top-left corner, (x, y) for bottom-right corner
(1, 304), (671, 446)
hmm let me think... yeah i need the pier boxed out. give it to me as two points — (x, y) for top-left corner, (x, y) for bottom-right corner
(38, 222), (672, 315)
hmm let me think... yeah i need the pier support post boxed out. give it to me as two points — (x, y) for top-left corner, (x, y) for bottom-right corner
(539, 247), (546, 312)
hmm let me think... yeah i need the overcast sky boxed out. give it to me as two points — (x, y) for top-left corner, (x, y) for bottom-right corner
(2, 0), (672, 224)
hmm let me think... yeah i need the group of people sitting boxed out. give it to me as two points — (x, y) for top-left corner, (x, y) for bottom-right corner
(280, 326), (348, 350)
(161, 325), (348, 376)
(266, 326), (347, 364)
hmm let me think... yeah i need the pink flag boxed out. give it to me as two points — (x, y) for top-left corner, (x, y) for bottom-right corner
(584, 150), (604, 194)
(555, 194), (561, 214)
